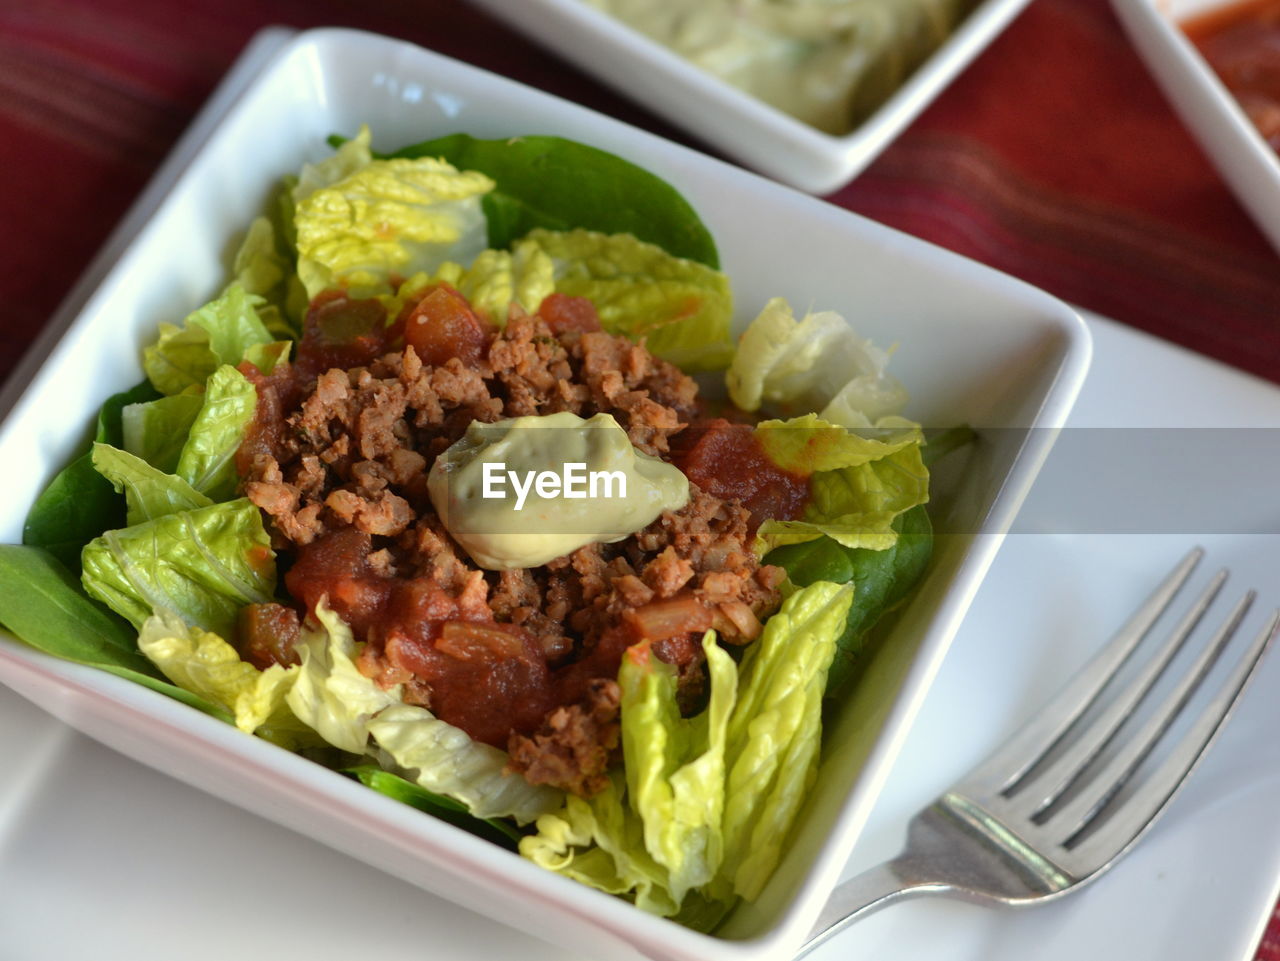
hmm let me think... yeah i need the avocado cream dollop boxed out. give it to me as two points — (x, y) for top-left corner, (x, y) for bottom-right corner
(427, 411), (689, 570)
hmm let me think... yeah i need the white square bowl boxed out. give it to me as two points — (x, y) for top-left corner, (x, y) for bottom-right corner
(469, 0), (1036, 194)
(0, 26), (1090, 961)
(1110, 0), (1280, 255)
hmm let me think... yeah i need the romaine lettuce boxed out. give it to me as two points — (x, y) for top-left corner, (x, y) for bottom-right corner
(293, 127), (495, 299)
(143, 283), (273, 396)
(521, 228), (734, 370)
(621, 631), (737, 904)
(80, 498), (276, 640)
(285, 601), (400, 755)
(754, 413), (929, 553)
(138, 607), (308, 746)
(523, 581), (853, 916)
(285, 603), (563, 824)
(121, 390), (204, 475)
(91, 444), (213, 525)
(173, 364), (257, 501)
(727, 297), (907, 425)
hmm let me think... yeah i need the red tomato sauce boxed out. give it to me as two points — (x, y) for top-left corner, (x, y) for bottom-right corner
(1184, 0), (1280, 151)
(674, 418), (811, 534)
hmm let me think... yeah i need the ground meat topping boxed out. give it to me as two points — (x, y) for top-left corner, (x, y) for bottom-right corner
(240, 290), (793, 796)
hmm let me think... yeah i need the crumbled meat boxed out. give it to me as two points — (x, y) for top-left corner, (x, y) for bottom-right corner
(239, 296), (790, 797)
(506, 679), (621, 797)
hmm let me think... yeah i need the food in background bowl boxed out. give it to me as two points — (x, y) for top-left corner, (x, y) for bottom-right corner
(1183, 0), (1280, 151)
(0, 127), (943, 930)
(581, 0), (972, 134)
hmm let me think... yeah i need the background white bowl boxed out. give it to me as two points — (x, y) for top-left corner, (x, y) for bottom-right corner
(469, 0), (1036, 193)
(0, 26), (1089, 961)
(1110, 0), (1280, 256)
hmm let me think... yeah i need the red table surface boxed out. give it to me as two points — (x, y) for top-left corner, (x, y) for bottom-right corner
(1, 0), (1278, 956)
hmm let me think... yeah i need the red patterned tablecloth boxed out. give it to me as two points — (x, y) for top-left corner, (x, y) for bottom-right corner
(1, 0), (1278, 955)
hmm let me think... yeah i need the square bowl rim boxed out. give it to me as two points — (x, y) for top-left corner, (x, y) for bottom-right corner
(1109, 0), (1280, 254)
(0, 23), (1092, 961)
(468, 0), (1039, 193)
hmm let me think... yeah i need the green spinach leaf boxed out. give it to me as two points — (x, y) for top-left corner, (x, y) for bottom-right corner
(766, 504), (933, 695)
(0, 545), (230, 721)
(345, 764), (523, 850)
(361, 133), (719, 268)
(23, 380), (161, 570)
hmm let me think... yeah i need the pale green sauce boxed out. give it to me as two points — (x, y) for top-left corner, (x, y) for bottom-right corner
(427, 412), (689, 570)
(586, 0), (968, 134)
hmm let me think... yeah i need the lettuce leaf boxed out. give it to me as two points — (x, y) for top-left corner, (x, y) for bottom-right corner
(396, 238), (555, 326)
(227, 212), (300, 340)
(523, 582), (852, 918)
(727, 297), (907, 425)
(137, 607), (308, 746)
(23, 380), (161, 571)
(284, 601), (401, 755)
(121, 390), (204, 475)
(717, 580), (853, 900)
(620, 632), (736, 904)
(520, 774), (681, 917)
(766, 505), (934, 695)
(384, 133), (720, 268)
(283, 603), (563, 824)
(80, 498), (276, 639)
(370, 703), (564, 825)
(174, 365), (257, 501)
(0, 545), (230, 721)
(293, 128), (495, 299)
(753, 414), (929, 553)
(143, 284), (273, 396)
(520, 228), (734, 370)
(91, 444), (213, 525)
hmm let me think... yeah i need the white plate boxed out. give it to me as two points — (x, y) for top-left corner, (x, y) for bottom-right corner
(0, 312), (1275, 961)
(1110, 0), (1280, 255)
(469, 0), (1035, 194)
(0, 26), (1088, 961)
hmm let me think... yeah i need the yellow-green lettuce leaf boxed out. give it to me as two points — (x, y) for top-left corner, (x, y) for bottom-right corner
(716, 580), (853, 901)
(137, 607), (308, 747)
(726, 297), (907, 425)
(620, 631), (737, 904)
(284, 600), (400, 755)
(293, 129), (495, 299)
(753, 413), (929, 553)
(143, 284), (274, 396)
(80, 498), (276, 640)
(521, 228), (733, 370)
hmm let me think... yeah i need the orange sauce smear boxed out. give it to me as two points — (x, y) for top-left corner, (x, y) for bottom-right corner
(1183, 0), (1280, 151)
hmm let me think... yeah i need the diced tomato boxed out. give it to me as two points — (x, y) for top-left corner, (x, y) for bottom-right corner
(398, 283), (491, 367)
(676, 418), (810, 532)
(296, 290), (390, 375)
(237, 603), (302, 670)
(285, 528), (393, 634)
(537, 292), (603, 334)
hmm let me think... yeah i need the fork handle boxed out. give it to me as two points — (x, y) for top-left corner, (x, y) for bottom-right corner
(799, 859), (949, 957)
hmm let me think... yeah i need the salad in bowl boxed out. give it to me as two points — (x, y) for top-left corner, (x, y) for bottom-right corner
(0, 126), (941, 930)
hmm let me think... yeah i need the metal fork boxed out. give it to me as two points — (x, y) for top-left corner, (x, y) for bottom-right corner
(801, 548), (1279, 956)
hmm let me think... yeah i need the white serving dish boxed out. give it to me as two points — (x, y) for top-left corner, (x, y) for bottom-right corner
(1111, 0), (1280, 255)
(0, 26), (1090, 961)
(469, 0), (1035, 194)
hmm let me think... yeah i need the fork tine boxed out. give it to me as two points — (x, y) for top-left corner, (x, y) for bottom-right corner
(1024, 569), (1227, 819)
(1064, 608), (1279, 866)
(970, 548), (1204, 796)
(1049, 590), (1257, 848)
